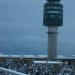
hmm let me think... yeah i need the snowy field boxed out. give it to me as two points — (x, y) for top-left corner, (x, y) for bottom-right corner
(0, 57), (75, 75)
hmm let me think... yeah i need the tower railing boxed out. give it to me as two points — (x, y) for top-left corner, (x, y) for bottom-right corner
(0, 67), (29, 75)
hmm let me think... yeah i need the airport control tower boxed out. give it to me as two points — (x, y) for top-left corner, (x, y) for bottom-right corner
(43, 0), (63, 60)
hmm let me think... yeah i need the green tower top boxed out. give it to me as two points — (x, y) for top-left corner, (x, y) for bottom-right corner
(43, 0), (63, 26)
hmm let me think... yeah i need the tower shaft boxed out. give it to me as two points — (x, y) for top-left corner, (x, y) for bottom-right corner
(48, 27), (58, 60)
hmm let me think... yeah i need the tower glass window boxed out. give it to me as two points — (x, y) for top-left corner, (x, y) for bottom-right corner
(43, 1), (63, 26)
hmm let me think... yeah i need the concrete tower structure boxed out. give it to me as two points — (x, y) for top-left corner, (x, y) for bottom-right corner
(43, 0), (63, 60)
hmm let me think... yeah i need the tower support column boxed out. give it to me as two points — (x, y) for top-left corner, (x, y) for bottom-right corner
(48, 27), (58, 60)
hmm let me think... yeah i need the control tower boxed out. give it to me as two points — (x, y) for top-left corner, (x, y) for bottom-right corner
(43, 0), (63, 60)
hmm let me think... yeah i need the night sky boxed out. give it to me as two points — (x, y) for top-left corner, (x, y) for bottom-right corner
(0, 0), (75, 56)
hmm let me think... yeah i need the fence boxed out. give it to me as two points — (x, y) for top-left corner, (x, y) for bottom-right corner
(0, 67), (29, 75)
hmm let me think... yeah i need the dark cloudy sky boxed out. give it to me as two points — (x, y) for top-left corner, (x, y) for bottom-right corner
(0, 0), (75, 56)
